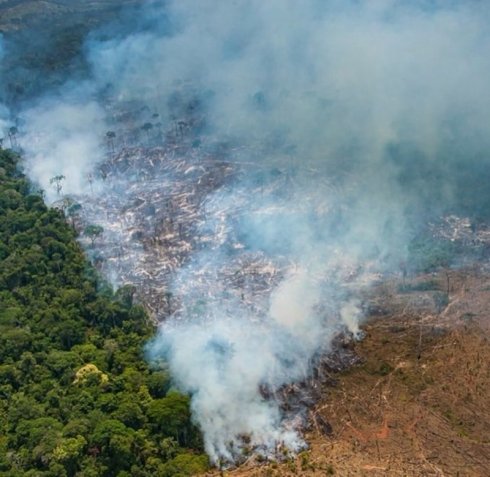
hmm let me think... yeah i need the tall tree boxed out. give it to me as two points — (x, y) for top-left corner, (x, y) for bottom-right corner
(106, 131), (116, 158)
(50, 175), (65, 196)
(84, 224), (104, 247)
(141, 123), (153, 145)
(8, 127), (18, 149)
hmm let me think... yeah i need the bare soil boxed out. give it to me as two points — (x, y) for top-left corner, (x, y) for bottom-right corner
(213, 269), (490, 476)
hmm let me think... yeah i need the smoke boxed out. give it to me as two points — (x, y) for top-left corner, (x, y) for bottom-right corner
(5, 0), (490, 464)
(0, 35), (13, 138)
(21, 94), (105, 201)
(147, 172), (381, 460)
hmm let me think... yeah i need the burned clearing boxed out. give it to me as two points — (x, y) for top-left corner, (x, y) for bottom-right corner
(66, 140), (369, 446)
(4, 1), (490, 472)
(67, 135), (490, 472)
(218, 269), (490, 476)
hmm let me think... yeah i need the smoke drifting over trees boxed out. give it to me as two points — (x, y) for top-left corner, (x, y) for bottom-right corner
(2, 0), (490, 464)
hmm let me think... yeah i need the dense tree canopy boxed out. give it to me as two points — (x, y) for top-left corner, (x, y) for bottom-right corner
(0, 149), (208, 476)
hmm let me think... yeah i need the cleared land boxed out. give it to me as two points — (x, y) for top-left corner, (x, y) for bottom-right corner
(2, 4), (489, 476)
(213, 269), (490, 476)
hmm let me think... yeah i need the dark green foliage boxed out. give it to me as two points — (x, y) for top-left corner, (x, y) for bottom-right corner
(159, 453), (210, 477)
(397, 279), (440, 293)
(408, 236), (458, 272)
(84, 224), (104, 247)
(407, 232), (490, 273)
(0, 150), (208, 476)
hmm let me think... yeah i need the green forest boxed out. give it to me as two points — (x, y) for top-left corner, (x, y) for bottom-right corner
(0, 148), (208, 476)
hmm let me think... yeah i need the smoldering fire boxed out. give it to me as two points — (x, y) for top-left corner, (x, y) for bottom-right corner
(2, 0), (490, 465)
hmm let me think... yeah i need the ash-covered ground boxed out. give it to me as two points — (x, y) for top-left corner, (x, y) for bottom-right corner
(58, 125), (490, 459)
(74, 143), (285, 319)
(68, 135), (490, 322)
(4, 0), (490, 468)
(59, 129), (372, 449)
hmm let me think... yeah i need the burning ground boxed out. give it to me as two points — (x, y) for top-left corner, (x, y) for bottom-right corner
(4, 0), (490, 470)
(215, 268), (490, 476)
(61, 136), (490, 470)
(65, 137), (374, 463)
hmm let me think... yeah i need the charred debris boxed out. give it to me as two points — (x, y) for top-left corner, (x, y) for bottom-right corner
(50, 102), (363, 437)
(53, 98), (490, 442)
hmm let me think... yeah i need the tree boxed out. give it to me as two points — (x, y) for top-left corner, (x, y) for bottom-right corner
(50, 175), (65, 196)
(53, 197), (78, 215)
(52, 436), (87, 475)
(86, 173), (94, 194)
(115, 285), (136, 308)
(113, 398), (146, 429)
(66, 202), (82, 230)
(160, 453), (209, 477)
(8, 127), (18, 149)
(84, 225), (103, 248)
(105, 131), (116, 158)
(91, 420), (135, 471)
(73, 364), (108, 386)
(141, 123), (153, 145)
(148, 391), (192, 444)
(0, 150), (207, 476)
(57, 320), (85, 350)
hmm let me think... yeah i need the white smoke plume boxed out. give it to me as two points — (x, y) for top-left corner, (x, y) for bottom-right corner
(0, 35), (13, 139)
(5, 0), (490, 465)
(21, 96), (105, 201)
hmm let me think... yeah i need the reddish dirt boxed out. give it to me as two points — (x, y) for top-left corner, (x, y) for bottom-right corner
(210, 269), (490, 476)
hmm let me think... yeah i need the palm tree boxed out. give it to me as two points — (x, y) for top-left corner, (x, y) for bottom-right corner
(50, 175), (65, 196)
(8, 127), (18, 149)
(141, 122), (153, 145)
(106, 131), (116, 158)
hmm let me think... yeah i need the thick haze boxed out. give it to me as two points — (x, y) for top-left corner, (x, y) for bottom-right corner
(3, 0), (490, 464)
(0, 36), (12, 135)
